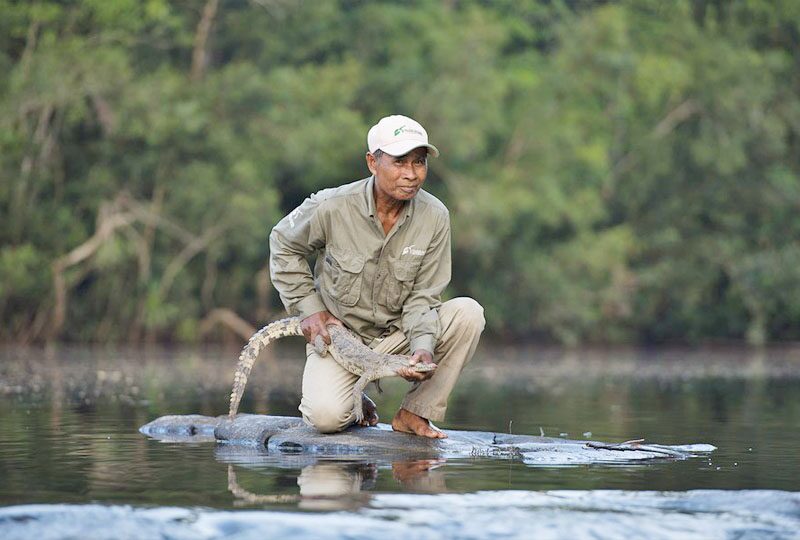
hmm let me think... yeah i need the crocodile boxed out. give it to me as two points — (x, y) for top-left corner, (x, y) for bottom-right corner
(229, 317), (436, 423)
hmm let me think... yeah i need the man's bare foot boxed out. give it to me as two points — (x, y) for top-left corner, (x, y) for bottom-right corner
(391, 408), (447, 439)
(357, 393), (379, 427)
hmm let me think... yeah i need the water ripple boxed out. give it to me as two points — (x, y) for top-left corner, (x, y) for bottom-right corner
(1, 490), (799, 540)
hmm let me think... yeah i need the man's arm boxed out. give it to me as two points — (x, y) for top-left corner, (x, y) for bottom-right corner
(401, 210), (452, 361)
(269, 194), (341, 344)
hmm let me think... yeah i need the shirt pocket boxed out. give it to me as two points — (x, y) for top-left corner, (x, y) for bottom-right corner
(322, 247), (366, 307)
(380, 256), (422, 312)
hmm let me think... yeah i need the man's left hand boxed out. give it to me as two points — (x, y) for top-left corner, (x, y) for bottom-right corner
(396, 350), (436, 382)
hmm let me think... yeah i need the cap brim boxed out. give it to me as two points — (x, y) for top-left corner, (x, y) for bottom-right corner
(380, 140), (440, 158)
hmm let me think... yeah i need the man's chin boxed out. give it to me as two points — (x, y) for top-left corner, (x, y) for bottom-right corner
(396, 189), (419, 199)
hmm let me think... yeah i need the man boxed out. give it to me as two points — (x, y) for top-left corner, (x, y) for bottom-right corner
(269, 114), (485, 439)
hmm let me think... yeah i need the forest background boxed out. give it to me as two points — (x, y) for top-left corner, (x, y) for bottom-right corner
(1, 0), (799, 346)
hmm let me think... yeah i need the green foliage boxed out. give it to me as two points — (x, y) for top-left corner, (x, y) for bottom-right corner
(1, 0), (798, 344)
(0, 244), (49, 332)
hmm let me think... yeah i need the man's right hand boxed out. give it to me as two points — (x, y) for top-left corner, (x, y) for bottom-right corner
(396, 349), (436, 382)
(300, 310), (345, 347)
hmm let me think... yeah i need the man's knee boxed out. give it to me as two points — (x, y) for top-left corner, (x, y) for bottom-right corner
(444, 297), (486, 333)
(301, 399), (353, 434)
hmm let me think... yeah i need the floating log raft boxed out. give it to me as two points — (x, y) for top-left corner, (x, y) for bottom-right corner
(140, 414), (716, 466)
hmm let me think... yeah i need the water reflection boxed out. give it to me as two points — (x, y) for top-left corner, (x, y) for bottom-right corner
(227, 458), (448, 510)
(2, 343), (800, 506)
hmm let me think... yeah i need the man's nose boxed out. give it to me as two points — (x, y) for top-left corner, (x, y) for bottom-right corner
(400, 162), (417, 180)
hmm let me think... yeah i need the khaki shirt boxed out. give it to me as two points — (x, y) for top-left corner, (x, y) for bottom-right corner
(269, 176), (451, 354)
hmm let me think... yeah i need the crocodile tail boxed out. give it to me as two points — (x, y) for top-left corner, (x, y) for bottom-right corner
(228, 317), (303, 418)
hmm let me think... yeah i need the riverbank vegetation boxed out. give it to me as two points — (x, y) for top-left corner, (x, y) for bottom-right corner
(1, 0), (798, 344)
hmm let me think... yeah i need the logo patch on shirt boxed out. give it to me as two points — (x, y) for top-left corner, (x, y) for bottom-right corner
(288, 208), (303, 228)
(402, 244), (425, 256)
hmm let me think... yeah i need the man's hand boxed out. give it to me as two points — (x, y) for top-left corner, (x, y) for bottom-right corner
(300, 310), (344, 347)
(396, 349), (436, 382)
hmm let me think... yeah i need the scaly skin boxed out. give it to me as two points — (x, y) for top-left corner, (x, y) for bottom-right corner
(228, 317), (435, 422)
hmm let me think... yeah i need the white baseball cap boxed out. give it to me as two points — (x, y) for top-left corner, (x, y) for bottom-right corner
(367, 115), (440, 158)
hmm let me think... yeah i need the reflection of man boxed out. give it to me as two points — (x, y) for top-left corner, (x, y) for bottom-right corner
(296, 462), (375, 510)
(228, 460), (445, 510)
(269, 115), (485, 439)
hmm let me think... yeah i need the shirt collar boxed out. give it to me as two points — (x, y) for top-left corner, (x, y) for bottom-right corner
(365, 176), (377, 218)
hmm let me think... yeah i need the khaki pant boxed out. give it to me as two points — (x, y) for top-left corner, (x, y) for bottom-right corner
(299, 297), (485, 433)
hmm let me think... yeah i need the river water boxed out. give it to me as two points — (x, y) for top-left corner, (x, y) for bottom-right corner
(1, 342), (799, 539)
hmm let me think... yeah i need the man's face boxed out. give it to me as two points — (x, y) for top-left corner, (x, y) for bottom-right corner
(367, 147), (429, 203)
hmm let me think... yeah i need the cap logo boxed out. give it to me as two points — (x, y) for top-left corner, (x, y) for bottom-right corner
(393, 125), (423, 137)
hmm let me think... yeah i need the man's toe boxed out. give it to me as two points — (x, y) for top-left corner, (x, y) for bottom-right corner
(428, 427), (447, 439)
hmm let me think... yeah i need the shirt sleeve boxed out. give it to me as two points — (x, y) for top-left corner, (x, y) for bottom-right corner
(402, 210), (452, 356)
(268, 193), (328, 319)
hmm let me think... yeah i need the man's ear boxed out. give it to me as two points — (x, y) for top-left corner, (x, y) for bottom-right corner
(366, 152), (378, 175)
